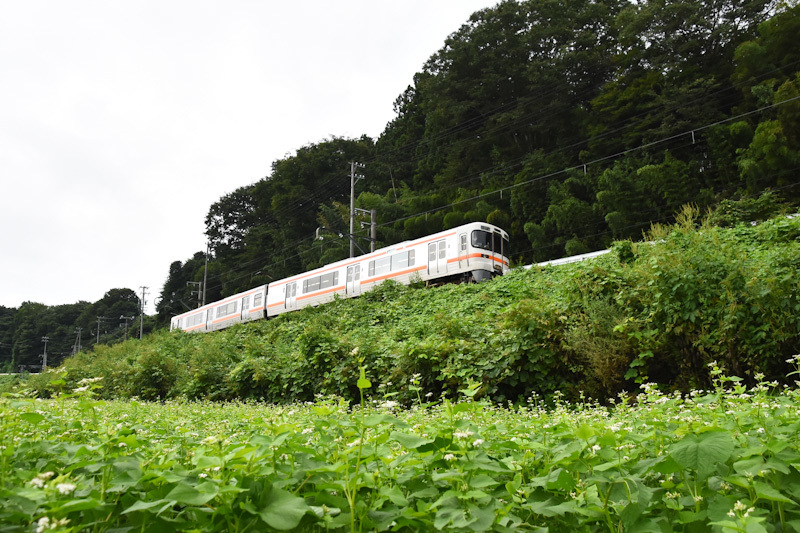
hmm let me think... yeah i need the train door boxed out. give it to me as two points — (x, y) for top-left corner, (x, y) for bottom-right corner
(428, 239), (447, 275)
(346, 264), (361, 296)
(206, 308), (213, 331)
(285, 282), (297, 310)
(241, 295), (250, 320)
(458, 232), (469, 268)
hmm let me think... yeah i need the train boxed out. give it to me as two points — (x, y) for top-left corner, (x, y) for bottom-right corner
(170, 222), (510, 333)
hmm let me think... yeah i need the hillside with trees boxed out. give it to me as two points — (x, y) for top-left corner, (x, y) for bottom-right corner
(0, 289), (143, 372)
(156, 0), (800, 325)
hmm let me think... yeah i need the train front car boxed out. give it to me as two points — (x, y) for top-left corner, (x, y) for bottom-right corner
(460, 222), (510, 282)
(169, 285), (268, 333)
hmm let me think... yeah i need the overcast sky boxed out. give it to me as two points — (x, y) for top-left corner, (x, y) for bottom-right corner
(0, 0), (494, 312)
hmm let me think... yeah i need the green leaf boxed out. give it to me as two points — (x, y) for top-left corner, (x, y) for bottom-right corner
(390, 431), (434, 450)
(575, 424), (596, 440)
(257, 487), (310, 530)
(165, 481), (218, 506)
(363, 414), (398, 427)
(19, 412), (45, 424)
(357, 367), (371, 389)
(753, 481), (793, 503)
(669, 431), (735, 478)
(122, 499), (171, 514)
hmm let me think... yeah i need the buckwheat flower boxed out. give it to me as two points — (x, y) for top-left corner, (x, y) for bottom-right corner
(73, 386), (89, 393)
(302, 428), (314, 435)
(56, 483), (76, 495)
(472, 439), (484, 447)
(693, 495), (703, 503)
(118, 442), (127, 448)
(36, 517), (50, 533)
(444, 453), (456, 461)
(29, 477), (45, 488)
(425, 392), (433, 398)
(734, 501), (747, 512)
(454, 430), (474, 440)
(212, 466), (221, 472)
(199, 473), (208, 478)
(728, 510), (736, 518)
(591, 444), (601, 453)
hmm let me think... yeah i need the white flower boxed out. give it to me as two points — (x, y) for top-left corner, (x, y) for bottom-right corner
(199, 473), (208, 478)
(454, 430), (474, 440)
(302, 428), (314, 435)
(29, 477), (45, 488)
(56, 483), (76, 495)
(381, 400), (399, 410)
(472, 439), (484, 447)
(444, 453), (456, 461)
(73, 386), (89, 393)
(36, 517), (50, 533)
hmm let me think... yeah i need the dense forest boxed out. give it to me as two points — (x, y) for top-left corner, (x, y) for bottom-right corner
(0, 290), (145, 372)
(156, 0), (800, 324)
(3, 0), (798, 357)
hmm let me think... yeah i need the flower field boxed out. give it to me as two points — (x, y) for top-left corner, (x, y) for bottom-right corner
(3, 365), (800, 532)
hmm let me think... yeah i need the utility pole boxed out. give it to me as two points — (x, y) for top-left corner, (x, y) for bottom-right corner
(187, 281), (202, 308)
(96, 317), (105, 344)
(349, 161), (365, 258)
(73, 328), (82, 355)
(355, 207), (378, 253)
(370, 209), (377, 252)
(139, 286), (148, 339)
(41, 336), (49, 372)
(120, 316), (134, 341)
(202, 243), (209, 306)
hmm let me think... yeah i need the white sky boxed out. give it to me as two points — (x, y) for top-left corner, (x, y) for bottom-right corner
(0, 0), (493, 312)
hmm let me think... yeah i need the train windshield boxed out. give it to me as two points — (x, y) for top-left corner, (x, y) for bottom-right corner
(471, 230), (509, 257)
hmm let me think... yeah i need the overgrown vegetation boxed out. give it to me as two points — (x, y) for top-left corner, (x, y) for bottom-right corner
(18, 209), (799, 405)
(3, 362), (800, 531)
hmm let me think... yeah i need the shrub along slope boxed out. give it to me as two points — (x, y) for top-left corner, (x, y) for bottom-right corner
(31, 208), (800, 403)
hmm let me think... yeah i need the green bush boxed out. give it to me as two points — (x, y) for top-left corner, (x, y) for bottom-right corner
(35, 211), (800, 404)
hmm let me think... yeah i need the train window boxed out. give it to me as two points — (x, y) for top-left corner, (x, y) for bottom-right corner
(253, 293), (263, 307)
(216, 301), (238, 318)
(393, 251), (409, 270)
(472, 230), (508, 255)
(243, 296), (250, 310)
(391, 250), (415, 270)
(374, 256), (391, 276)
(472, 230), (492, 251)
(320, 272), (336, 290)
(303, 272), (339, 293)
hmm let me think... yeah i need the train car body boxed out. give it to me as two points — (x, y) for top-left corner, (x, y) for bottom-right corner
(266, 222), (509, 317)
(170, 285), (267, 333)
(171, 222), (509, 332)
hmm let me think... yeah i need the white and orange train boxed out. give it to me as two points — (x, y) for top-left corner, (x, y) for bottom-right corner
(170, 222), (510, 333)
